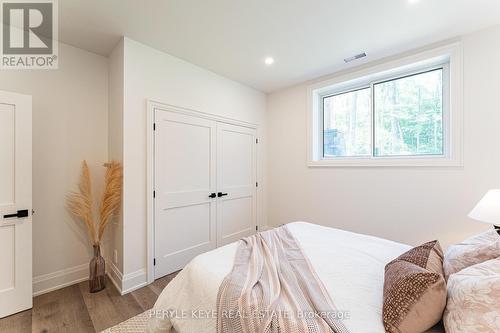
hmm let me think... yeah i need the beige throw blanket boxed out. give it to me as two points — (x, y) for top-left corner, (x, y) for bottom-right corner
(216, 225), (349, 333)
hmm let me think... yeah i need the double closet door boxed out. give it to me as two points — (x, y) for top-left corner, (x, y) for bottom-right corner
(154, 109), (257, 279)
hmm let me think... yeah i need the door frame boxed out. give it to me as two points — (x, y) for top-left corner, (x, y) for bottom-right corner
(146, 100), (258, 284)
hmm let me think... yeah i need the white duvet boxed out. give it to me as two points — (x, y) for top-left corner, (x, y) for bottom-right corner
(153, 222), (412, 333)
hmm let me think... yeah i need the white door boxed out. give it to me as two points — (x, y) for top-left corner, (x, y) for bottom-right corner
(0, 91), (32, 318)
(154, 110), (217, 278)
(216, 123), (257, 246)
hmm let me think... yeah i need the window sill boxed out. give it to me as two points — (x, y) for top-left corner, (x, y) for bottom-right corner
(308, 156), (462, 168)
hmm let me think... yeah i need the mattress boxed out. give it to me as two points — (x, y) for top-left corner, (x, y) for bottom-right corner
(153, 222), (436, 333)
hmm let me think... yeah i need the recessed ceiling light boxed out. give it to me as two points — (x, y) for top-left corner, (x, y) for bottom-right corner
(264, 57), (275, 66)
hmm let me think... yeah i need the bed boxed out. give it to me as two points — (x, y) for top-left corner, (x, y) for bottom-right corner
(151, 222), (443, 333)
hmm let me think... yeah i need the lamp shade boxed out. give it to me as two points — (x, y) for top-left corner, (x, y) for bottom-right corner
(468, 189), (500, 225)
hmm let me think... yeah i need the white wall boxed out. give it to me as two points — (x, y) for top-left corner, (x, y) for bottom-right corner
(106, 39), (125, 287)
(0, 43), (108, 295)
(118, 38), (267, 289)
(266, 25), (500, 250)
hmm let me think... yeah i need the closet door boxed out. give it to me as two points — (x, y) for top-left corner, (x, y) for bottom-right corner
(154, 110), (217, 278)
(216, 123), (257, 246)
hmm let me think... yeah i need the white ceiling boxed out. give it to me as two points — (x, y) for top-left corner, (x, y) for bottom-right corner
(59, 0), (500, 92)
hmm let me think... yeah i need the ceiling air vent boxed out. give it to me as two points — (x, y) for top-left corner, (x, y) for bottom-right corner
(344, 52), (367, 63)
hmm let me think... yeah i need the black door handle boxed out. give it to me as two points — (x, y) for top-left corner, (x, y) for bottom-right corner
(217, 192), (228, 197)
(208, 193), (217, 198)
(3, 209), (29, 219)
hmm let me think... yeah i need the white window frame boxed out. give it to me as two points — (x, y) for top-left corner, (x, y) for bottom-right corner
(307, 42), (463, 167)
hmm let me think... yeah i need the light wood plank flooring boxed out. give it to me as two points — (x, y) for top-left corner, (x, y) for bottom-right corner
(0, 272), (178, 333)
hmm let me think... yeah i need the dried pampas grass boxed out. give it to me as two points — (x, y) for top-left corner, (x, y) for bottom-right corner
(67, 161), (97, 245)
(67, 160), (122, 246)
(98, 161), (122, 242)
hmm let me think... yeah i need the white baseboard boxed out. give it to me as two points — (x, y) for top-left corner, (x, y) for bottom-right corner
(33, 260), (147, 297)
(33, 263), (88, 297)
(107, 261), (124, 294)
(121, 268), (148, 294)
(106, 263), (147, 295)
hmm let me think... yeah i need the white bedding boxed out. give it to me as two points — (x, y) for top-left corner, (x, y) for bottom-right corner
(153, 222), (412, 333)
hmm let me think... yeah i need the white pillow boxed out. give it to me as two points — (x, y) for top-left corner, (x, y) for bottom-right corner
(443, 229), (500, 280)
(444, 257), (500, 333)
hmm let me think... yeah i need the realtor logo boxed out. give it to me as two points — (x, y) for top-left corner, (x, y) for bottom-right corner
(1, 0), (58, 69)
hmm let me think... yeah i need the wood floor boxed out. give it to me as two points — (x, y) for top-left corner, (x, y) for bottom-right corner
(0, 272), (179, 333)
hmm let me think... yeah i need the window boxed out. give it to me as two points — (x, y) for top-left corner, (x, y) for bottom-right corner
(373, 69), (443, 157)
(323, 68), (444, 159)
(323, 88), (371, 157)
(309, 44), (462, 167)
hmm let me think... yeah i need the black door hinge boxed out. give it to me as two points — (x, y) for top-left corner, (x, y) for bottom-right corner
(256, 225), (258, 231)
(256, 138), (258, 144)
(153, 123), (156, 131)
(256, 182), (258, 187)
(154, 258), (156, 266)
(153, 190), (156, 198)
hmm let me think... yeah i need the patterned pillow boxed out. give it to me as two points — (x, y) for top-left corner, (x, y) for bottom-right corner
(383, 241), (447, 333)
(443, 229), (500, 280)
(444, 257), (500, 333)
